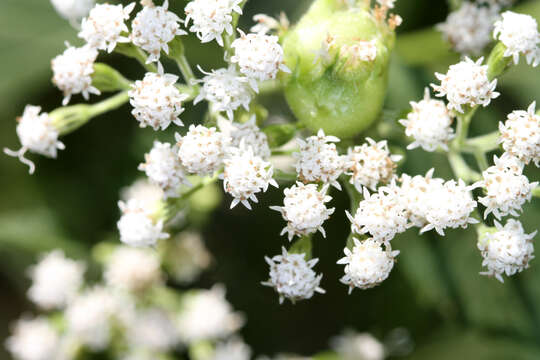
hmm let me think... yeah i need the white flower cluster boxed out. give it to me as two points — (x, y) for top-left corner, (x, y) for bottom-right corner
(499, 102), (540, 167)
(117, 199), (169, 247)
(5, 317), (60, 360)
(437, 1), (500, 55)
(139, 141), (190, 199)
(50, 0), (94, 23)
(432, 57), (499, 113)
(127, 308), (180, 351)
(493, 11), (540, 67)
(165, 231), (212, 283)
(212, 338), (252, 360)
(271, 183), (335, 241)
(400, 88), (455, 152)
(52, 44), (100, 105)
(377, 0), (396, 8)
(340, 40), (378, 63)
(294, 129), (345, 190)
(131, 0), (186, 64)
(229, 116), (271, 159)
(478, 219), (536, 282)
(262, 247), (325, 304)
(331, 331), (386, 360)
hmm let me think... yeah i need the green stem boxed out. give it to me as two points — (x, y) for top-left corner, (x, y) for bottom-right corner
(175, 54), (197, 85)
(87, 91), (130, 118)
(115, 43), (157, 72)
(223, 0), (248, 57)
(289, 235), (313, 258)
(258, 79), (282, 95)
(175, 84), (199, 102)
(274, 169), (297, 182)
(448, 151), (482, 183)
(271, 149), (297, 156)
(462, 131), (500, 153)
(533, 187), (540, 198)
(473, 150), (489, 172)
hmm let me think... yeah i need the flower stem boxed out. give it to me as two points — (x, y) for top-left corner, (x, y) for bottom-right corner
(289, 235), (313, 258)
(448, 151), (481, 183)
(87, 91), (130, 118)
(175, 54), (197, 85)
(473, 150), (489, 172)
(223, 0), (248, 57)
(462, 131), (500, 153)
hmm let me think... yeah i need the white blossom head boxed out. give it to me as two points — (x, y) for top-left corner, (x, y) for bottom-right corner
(212, 338), (252, 360)
(165, 231), (212, 283)
(478, 154), (538, 219)
(262, 247), (325, 304)
(6, 317), (59, 360)
(270, 183), (335, 241)
(251, 13), (289, 35)
(337, 238), (399, 294)
(230, 30), (290, 92)
(176, 125), (229, 176)
(399, 88), (455, 152)
(50, 0), (94, 23)
(121, 179), (164, 211)
(294, 129), (345, 190)
(377, 0), (396, 9)
(4, 105), (65, 174)
(493, 11), (540, 66)
(432, 57), (499, 113)
(339, 39), (379, 64)
(129, 66), (188, 131)
(194, 67), (253, 121)
(126, 308), (179, 351)
(79, 3), (136, 52)
(176, 285), (244, 343)
(139, 141), (190, 199)
(27, 250), (85, 310)
(117, 199), (169, 247)
(331, 331), (386, 360)
(478, 219), (536, 282)
(104, 246), (162, 293)
(131, 0), (186, 64)
(499, 102), (540, 166)
(229, 116), (271, 159)
(184, 0), (243, 46)
(52, 44), (100, 105)
(345, 137), (401, 191)
(437, 2), (500, 55)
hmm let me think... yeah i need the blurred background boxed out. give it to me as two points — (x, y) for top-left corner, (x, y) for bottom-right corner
(1, 0), (540, 359)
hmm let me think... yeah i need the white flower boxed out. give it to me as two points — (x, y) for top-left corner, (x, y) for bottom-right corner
(294, 129), (345, 190)
(121, 179), (164, 212)
(221, 145), (278, 209)
(229, 116), (271, 159)
(499, 102), (540, 166)
(337, 238), (399, 293)
(432, 57), (499, 113)
(6, 317), (59, 360)
(3, 106), (65, 175)
(52, 44), (100, 105)
(127, 308), (179, 351)
(117, 199), (169, 247)
(340, 40), (378, 63)
(213, 338), (252, 360)
(79, 3), (135, 52)
(50, 0), (94, 23)
(129, 66), (188, 131)
(437, 2), (500, 55)
(176, 285), (244, 343)
(251, 13), (289, 34)
(478, 219), (536, 282)
(493, 11), (540, 66)
(377, 0), (396, 8)
(270, 183), (335, 241)
(478, 155), (537, 219)
(139, 141), (190, 199)
(345, 138), (401, 191)
(104, 246), (162, 293)
(230, 31), (290, 92)
(176, 125), (229, 176)
(331, 331), (386, 360)
(347, 185), (410, 242)
(399, 88), (455, 152)
(194, 67), (253, 121)
(184, 0), (243, 46)
(262, 247), (325, 304)
(131, 0), (186, 64)
(27, 250), (85, 310)
(165, 231), (212, 283)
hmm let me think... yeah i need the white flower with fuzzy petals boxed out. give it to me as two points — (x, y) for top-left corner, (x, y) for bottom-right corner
(337, 238), (399, 293)
(117, 199), (169, 247)
(494, 11), (540, 66)
(131, 0), (186, 64)
(221, 145), (278, 209)
(399, 88), (455, 152)
(270, 183), (335, 241)
(27, 250), (84, 310)
(121, 179), (164, 211)
(176, 125), (229, 176)
(229, 116), (271, 159)
(213, 338), (251, 360)
(3, 106), (65, 175)
(79, 3), (135, 52)
(345, 138), (401, 191)
(340, 40), (378, 63)
(52, 44), (100, 105)
(478, 219), (536, 282)
(499, 102), (540, 166)
(139, 141), (190, 199)
(437, 2), (500, 55)
(377, 0), (396, 8)
(6, 317), (59, 360)
(185, 0), (243, 46)
(194, 67), (253, 121)
(432, 57), (499, 113)
(231, 31), (290, 92)
(331, 331), (386, 360)
(262, 247), (325, 304)
(51, 0), (94, 22)
(129, 66), (188, 131)
(294, 129), (345, 190)
(127, 308), (179, 351)
(478, 155), (537, 219)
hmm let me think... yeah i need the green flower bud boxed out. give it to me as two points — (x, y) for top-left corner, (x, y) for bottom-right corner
(91, 63), (131, 93)
(281, 0), (397, 138)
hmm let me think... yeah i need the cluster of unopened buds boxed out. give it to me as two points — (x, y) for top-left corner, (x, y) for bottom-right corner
(3, 0), (540, 356)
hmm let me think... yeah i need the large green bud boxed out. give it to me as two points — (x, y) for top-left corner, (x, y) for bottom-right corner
(281, 0), (397, 138)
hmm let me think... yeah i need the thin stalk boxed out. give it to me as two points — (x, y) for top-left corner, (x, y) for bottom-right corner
(289, 235), (313, 258)
(175, 54), (197, 85)
(462, 131), (500, 153)
(473, 150), (489, 172)
(223, 0), (248, 57)
(448, 151), (481, 183)
(87, 91), (130, 118)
